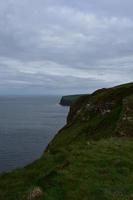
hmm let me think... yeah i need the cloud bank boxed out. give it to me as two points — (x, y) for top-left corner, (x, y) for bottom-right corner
(0, 0), (133, 94)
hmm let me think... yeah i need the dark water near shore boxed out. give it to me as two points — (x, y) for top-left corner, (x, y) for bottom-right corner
(0, 96), (69, 172)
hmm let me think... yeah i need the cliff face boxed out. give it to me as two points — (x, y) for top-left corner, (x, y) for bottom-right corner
(68, 84), (133, 121)
(0, 83), (133, 200)
(47, 82), (133, 154)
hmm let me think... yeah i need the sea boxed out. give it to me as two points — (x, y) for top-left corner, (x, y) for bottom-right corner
(0, 96), (69, 172)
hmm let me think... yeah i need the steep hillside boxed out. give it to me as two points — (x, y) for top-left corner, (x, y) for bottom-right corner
(0, 82), (133, 200)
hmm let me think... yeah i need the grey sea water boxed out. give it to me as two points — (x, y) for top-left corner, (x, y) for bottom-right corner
(0, 96), (69, 172)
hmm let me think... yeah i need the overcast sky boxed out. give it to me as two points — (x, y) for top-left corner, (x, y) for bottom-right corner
(0, 0), (133, 95)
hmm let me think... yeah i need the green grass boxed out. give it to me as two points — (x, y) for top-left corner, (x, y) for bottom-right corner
(1, 138), (133, 200)
(45, 138), (133, 200)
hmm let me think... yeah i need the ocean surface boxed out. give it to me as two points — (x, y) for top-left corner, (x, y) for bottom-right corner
(0, 96), (69, 172)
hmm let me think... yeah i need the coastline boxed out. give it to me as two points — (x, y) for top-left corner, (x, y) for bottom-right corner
(0, 82), (133, 200)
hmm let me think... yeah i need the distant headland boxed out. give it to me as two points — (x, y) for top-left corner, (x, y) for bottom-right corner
(59, 94), (86, 106)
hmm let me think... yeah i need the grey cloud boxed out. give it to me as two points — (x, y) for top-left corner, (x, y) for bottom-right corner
(0, 0), (132, 94)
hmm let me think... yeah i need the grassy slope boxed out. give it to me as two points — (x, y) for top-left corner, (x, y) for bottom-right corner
(0, 83), (133, 200)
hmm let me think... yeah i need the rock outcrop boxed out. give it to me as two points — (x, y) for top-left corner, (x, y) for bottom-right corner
(116, 95), (133, 136)
(22, 187), (43, 200)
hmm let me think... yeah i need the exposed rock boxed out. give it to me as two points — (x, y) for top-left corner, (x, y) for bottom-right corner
(116, 95), (133, 136)
(22, 187), (43, 200)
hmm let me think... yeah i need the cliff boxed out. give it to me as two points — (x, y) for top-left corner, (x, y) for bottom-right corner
(0, 82), (133, 200)
(60, 94), (86, 106)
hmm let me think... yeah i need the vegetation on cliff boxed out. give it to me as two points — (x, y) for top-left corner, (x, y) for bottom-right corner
(0, 82), (133, 200)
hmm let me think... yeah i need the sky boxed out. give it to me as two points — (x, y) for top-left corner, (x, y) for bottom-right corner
(0, 0), (133, 95)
